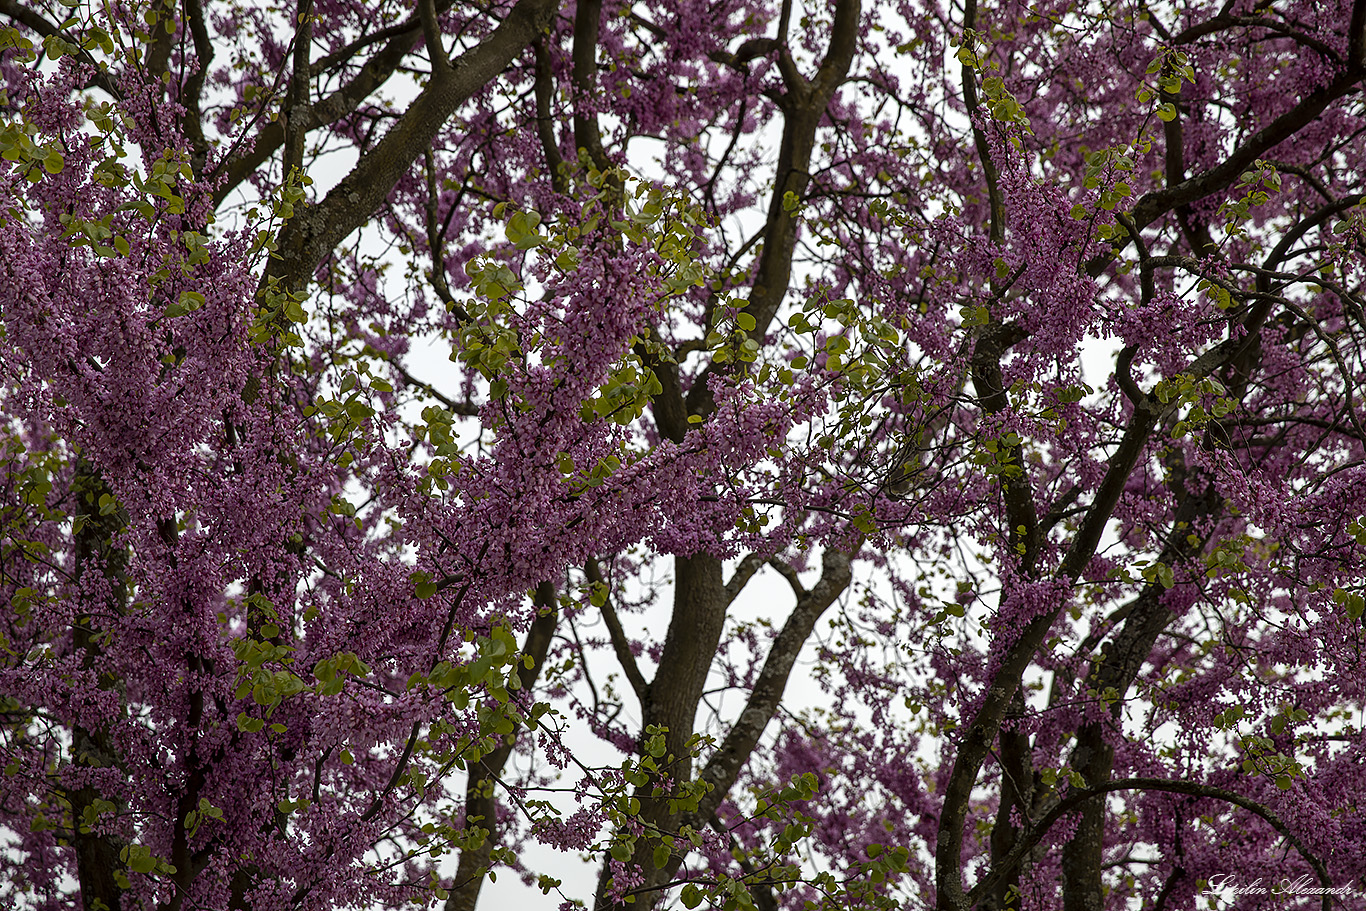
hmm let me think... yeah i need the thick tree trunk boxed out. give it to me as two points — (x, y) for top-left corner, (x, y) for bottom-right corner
(1060, 728), (1113, 911)
(70, 724), (125, 911)
(69, 467), (128, 911)
(590, 554), (728, 909)
(984, 690), (1032, 911)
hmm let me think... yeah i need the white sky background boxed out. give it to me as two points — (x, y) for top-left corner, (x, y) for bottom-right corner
(3, 1), (1272, 908)
(211, 2), (1133, 906)
(283, 47), (828, 911)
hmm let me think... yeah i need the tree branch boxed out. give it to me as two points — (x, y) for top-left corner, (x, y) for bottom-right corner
(692, 547), (854, 822)
(587, 559), (648, 706)
(68, 466), (130, 911)
(179, 0), (215, 176)
(419, 0), (450, 72)
(1353, 0), (1366, 68)
(765, 558), (806, 600)
(969, 778), (1333, 911)
(533, 38), (566, 193)
(1060, 467), (1219, 911)
(1088, 63), (1365, 277)
(961, 0), (1004, 244)
(389, 355), (480, 416)
(936, 327), (1246, 909)
(1133, 68), (1365, 228)
(571, 0), (609, 171)
(264, 0), (560, 294)
(283, 0), (315, 177)
(970, 320), (1039, 575)
(724, 553), (767, 604)
(686, 0), (862, 418)
(0, 0), (121, 98)
(985, 689), (1031, 911)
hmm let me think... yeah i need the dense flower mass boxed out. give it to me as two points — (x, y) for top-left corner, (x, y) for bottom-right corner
(1, 1), (1364, 910)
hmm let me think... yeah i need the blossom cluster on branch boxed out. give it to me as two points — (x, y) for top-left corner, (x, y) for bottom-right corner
(0, 1), (1363, 910)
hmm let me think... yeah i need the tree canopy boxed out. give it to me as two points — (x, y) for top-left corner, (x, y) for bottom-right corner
(1, 0), (1364, 909)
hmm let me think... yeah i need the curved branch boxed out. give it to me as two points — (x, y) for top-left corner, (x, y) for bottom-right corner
(1088, 63), (1365, 277)
(937, 337), (1217, 908)
(686, 0), (862, 419)
(1261, 193), (1365, 274)
(1132, 69), (1365, 231)
(692, 546), (854, 822)
(1174, 14), (1342, 62)
(968, 778), (1334, 911)
(587, 558), (648, 706)
(213, 0), (466, 204)
(765, 558), (806, 600)
(724, 553), (767, 604)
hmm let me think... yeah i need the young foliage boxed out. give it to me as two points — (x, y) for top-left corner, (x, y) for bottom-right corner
(1, 1), (1364, 910)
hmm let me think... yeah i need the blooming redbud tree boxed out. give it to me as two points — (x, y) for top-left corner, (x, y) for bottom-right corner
(1, 0), (1364, 910)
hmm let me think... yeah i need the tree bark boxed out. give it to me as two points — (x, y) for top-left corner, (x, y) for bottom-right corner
(69, 467), (128, 911)
(264, 0), (560, 295)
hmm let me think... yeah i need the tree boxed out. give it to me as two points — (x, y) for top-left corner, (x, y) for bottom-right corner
(1, 0), (1364, 909)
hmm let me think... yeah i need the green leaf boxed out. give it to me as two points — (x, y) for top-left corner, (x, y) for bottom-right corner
(124, 844), (157, 873)
(735, 312), (756, 332)
(1156, 562), (1175, 590)
(681, 884), (703, 909)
